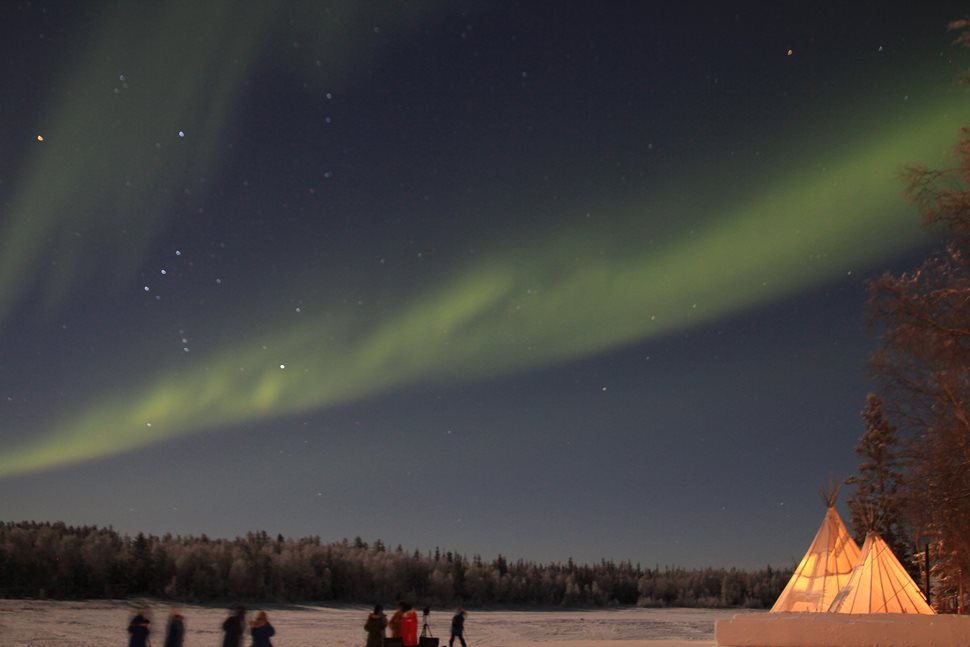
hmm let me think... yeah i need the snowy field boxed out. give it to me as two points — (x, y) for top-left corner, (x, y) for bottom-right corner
(0, 600), (747, 647)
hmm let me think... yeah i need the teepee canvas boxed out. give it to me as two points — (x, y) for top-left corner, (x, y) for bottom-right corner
(771, 500), (861, 612)
(828, 532), (934, 614)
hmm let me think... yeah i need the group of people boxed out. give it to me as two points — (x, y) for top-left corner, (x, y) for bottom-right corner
(127, 607), (275, 647)
(365, 603), (468, 647)
(127, 602), (466, 647)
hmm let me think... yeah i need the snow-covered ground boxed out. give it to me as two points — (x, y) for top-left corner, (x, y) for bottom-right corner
(0, 600), (744, 646)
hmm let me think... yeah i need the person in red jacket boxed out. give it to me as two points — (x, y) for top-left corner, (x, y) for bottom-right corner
(399, 602), (419, 647)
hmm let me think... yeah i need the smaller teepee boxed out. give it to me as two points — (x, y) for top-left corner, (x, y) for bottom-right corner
(828, 532), (934, 614)
(771, 488), (862, 613)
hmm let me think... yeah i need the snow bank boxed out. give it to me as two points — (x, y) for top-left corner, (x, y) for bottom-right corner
(715, 612), (970, 647)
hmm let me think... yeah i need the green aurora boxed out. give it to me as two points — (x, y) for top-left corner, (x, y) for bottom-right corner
(1, 2), (969, 478)
(0, 86), (966, 477)
(0, 0), (439, 324)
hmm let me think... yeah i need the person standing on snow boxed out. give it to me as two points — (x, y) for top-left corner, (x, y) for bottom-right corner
(163, 607), (185, 647)
(449, 607), (468, 647)
(399, 602), (419, 647)
(127, 608), (151, 647)
(249, 611), (276, 647)
(389, 601), (405, 640)
(221, 606), (246, 647)
(365, 604), (388, 647)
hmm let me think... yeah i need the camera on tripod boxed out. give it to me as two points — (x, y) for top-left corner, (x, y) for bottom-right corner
(420, 606), (438, 645)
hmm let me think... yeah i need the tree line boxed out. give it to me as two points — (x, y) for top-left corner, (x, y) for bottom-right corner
(0, 521), (788, 608)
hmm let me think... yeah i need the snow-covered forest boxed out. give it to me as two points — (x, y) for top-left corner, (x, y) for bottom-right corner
(0, 522), (788, 607)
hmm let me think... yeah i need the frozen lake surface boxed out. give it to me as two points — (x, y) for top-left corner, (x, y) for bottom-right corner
(0, 600), (748, 646)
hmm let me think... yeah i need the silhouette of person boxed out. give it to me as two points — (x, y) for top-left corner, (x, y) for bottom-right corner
(365, 604), (388, 647)
(249, 611), (276, 647)
(127, 608), (151, 647)
(389, 601), (405, 639)
(222, 606), (246, 647)
(450, 607), (467, 647)
(163, 607), (185, 647)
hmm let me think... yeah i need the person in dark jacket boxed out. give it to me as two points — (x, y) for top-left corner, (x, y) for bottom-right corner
(364, 604), (388, 647)
(449, 607), (467, 647)
(127, 608), (151, 647)
(249, 611), (275, 647)
(163, 607), (185, 647)
(222, 606), (246, 647)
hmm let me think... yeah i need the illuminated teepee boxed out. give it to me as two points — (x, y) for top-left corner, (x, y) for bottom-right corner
(827, 532), (934, 614)
(771, 491), (861, 612)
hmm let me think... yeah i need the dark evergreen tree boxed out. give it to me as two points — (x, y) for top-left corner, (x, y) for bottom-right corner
(868, 122), (970, 612)
(846, 394), (911, 563)
(127, 532), (155, 594)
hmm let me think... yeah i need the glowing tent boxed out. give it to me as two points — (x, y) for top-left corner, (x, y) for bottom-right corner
(771, 498), (861, 612)
(828, 532), (934, 614)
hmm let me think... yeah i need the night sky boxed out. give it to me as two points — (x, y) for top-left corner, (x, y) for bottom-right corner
(1, 2), (968, 569)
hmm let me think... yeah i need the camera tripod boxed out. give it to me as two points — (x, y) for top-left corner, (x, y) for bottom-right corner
(421, 607), (433, 638)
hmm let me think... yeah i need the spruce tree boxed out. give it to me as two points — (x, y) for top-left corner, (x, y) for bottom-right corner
(846, 394), (910, 562)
